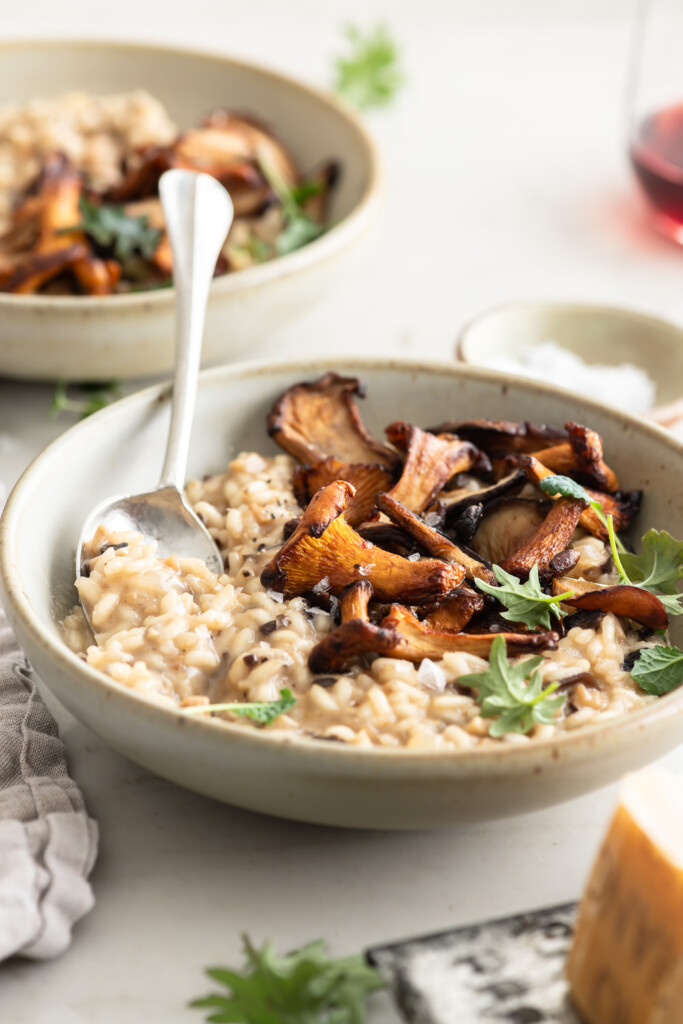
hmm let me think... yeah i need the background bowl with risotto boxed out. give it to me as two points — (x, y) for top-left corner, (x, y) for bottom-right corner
(0, 40), (380, 380)
(1, 359), (682, 829)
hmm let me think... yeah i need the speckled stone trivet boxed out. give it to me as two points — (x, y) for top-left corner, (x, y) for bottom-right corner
(367, 902), (581, 1024)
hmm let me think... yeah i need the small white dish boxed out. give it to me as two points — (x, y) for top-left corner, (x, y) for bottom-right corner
(2, 359), (683, 829)
(456, 301), (683, 407)
(0, 40), (381, 381)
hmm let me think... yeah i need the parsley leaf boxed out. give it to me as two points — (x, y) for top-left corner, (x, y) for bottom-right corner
(475, 564), (572, 631)
(334, 24), (404, 110)
(458, 634), (566, 737)
(631, 645), (683, 695)
(183, 688), (296, 726)
(191, 934), (384, 1023)
(61, 196), (162, 261)
(50, 380), (120, 420)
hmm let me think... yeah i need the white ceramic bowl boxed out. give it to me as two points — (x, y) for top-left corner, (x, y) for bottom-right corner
(2, 359), (683, 829)
(0, 40), (380, 381)
(457, 301), (683, 406)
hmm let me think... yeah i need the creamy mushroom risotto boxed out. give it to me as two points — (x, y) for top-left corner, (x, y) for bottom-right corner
(62, 374), (683, 749)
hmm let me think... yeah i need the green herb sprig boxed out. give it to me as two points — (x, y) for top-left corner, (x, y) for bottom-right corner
(191, 935), (384, 1024)
(256, 159), (325, 257)
(50, 380), (120, 420)
(183, 688), (296, 726)
(333, 24), (404, 110)
(458, 634), (566, 738)
(538, 474), (683, 616)
(475, 564), (572, 631)
(60, 196), (162, 261)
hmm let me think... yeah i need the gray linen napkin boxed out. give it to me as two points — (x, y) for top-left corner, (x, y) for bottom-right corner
(0, 607), (98, 960)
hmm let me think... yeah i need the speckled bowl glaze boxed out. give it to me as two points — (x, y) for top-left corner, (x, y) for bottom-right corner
(0, 40), (380, 381)
(456, 301), (683, 406)
(1, 359), (682, 829)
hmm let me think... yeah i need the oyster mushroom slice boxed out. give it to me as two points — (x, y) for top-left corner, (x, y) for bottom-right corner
(470, 498), (548, 566)
(430, 469), (527, 524)
(552, 578), (669, 630)
(375, 491), (496, 585)
(499, 496), (588, 582)
(428, 419), (567, 454)
(293, 457), (392, 527)
(261, 480), (464, 603)
(268, 373), (398, 468)
(385, 422), (480, 513)
(521, 455), (642, 541)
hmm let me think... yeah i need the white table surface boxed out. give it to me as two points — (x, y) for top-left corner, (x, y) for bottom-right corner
(1, 3), (683, 1021)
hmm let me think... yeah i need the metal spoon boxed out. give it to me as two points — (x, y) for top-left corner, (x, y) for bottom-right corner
(76, 170), (234, 619)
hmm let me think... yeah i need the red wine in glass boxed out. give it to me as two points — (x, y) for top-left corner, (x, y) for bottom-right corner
(631, 102), (683, 241)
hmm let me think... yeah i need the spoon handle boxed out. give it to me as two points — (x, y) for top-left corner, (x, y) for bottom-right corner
(157, 171), (234, 491)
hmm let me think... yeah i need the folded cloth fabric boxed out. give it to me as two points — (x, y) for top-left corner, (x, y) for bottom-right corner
(0, 606), (98, 961)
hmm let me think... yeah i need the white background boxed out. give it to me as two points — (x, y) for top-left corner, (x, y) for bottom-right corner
(1, 2), (682, 1022)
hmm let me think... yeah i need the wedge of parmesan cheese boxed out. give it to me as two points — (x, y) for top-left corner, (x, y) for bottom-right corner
(567, 766), (683, 1024)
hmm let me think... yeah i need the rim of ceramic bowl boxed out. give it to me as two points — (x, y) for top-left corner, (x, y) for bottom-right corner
(2, 356), (683, 776)
(0, 38), (382, 311)
(455, 299), (683, 364)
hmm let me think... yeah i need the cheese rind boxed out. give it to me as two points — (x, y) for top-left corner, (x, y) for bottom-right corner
(566, 766), (683, 1024)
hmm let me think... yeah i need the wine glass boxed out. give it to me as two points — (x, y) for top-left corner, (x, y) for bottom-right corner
(629, 0), (683, 243)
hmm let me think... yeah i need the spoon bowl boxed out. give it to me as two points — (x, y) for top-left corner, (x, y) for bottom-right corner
(77, 487), (224, 577)
(76, 170), (233, 627)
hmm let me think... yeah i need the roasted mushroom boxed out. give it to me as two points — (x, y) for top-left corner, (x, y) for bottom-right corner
(381, 605), (559, 661)
(420, 587), (486, 633)
(261, 480), (465, 603)
(376, 491), (497, 585)
(309, 590), (559, 674)
(428, 469), (527, 524)
(293, 457), (392, 527)
(499, 496), (587, 582)
(385, 422), (479, 513)
(0, 156), (93, 294)
(526, 422), (619, 493)
(521, 455), (641, 541)
(428, 419), (567, 455)
(308, 580), (394, 673)
(470, 498), (549, 565)
(268, 374), (398, 469)
(552, 577), (668, 630)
